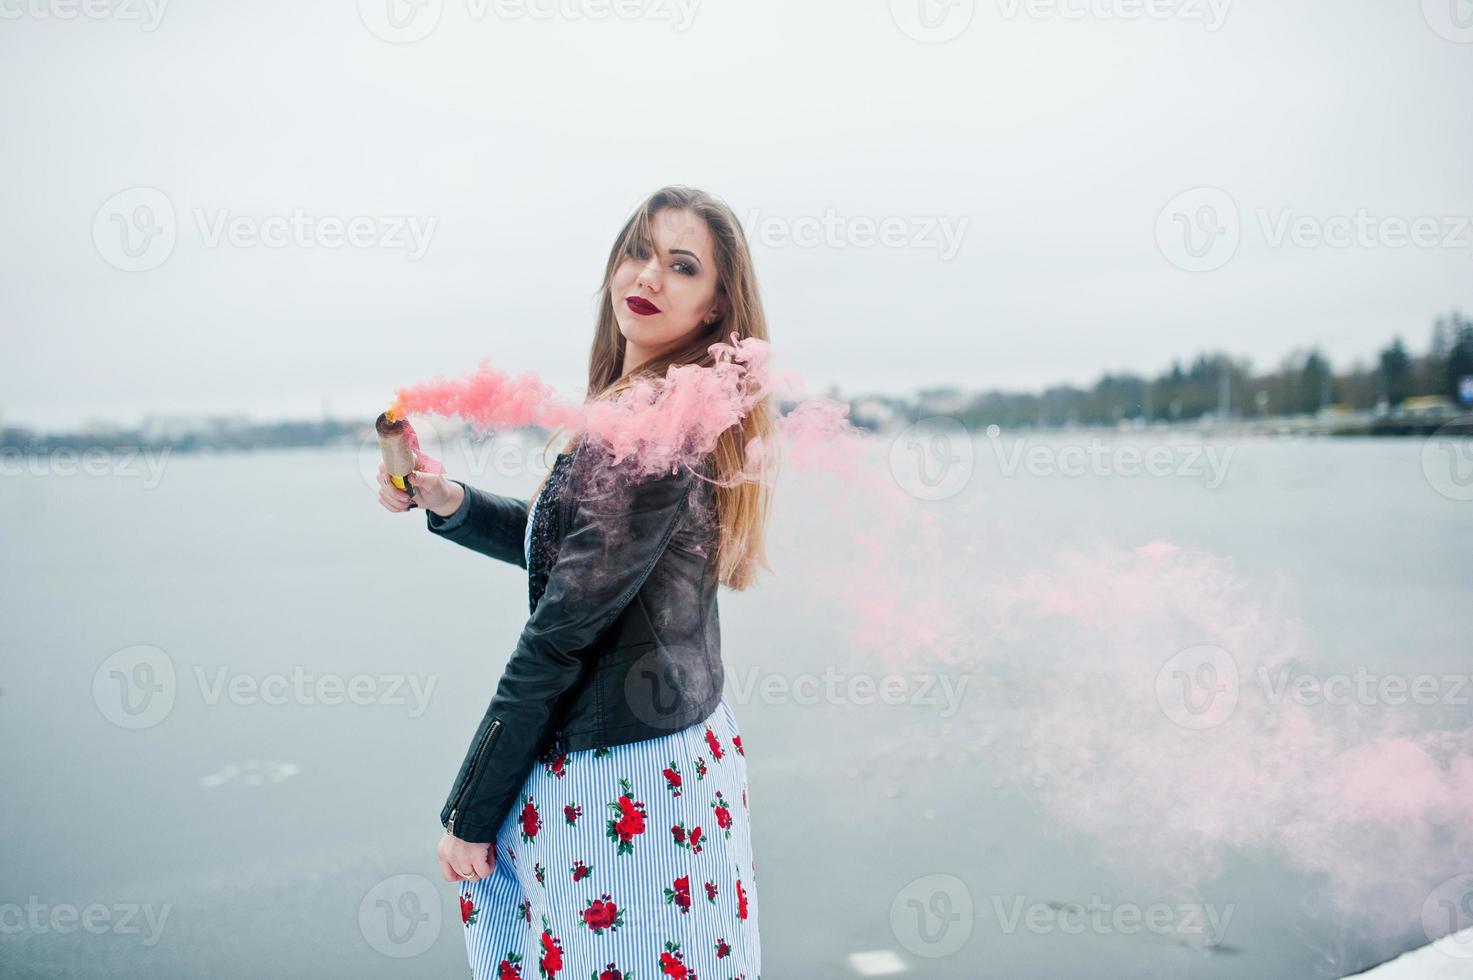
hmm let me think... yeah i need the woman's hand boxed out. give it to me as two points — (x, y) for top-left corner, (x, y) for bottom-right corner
(438, 831), (495, 883)
(375, 452), (464, 517)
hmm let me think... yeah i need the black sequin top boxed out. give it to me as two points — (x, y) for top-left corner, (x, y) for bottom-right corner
(524, 451), (573, 613)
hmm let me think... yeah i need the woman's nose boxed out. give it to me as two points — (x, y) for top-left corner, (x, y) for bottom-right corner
(636, 260), (661, 291)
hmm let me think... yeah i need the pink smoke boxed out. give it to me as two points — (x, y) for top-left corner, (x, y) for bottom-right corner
(388, 333), (861, 485)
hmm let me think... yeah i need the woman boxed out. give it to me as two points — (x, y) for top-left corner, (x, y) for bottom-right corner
(376, 186), (774, 978)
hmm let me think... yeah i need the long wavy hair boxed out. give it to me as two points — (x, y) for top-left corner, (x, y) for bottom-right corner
(532, 185), (776, 591)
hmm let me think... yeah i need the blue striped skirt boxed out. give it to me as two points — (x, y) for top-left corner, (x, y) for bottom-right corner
(456, 697), (761, 979)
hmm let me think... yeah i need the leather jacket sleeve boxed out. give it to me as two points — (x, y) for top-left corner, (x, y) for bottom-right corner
(440, 457), (701, 843)
(425, 479), (530, 570)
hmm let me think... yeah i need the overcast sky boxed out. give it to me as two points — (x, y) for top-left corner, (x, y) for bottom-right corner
(2, 0), (1471, 430)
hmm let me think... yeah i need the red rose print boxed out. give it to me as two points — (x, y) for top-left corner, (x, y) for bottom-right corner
(460, 892), (478, 926)
(703, 726), (724, 761)
(711, 791), (733, 839)
(714, 937), (731, 958)
(659, 940), (692, 979)
(520, 795), (541, 843)
(670, 821), (704, 854)
(544, 753), (568, 779)
(534, 862), (545, 886)
(564, 802), (583, 825)
(570, 859), (594, 882)
(519, 898), (531, 924)
(663, 874), (692, 914)
(580, 893), (624, 934)
(605, 777), (647, 855)
(732, 734), (744, 756)
(662, 762), (682, 797)
(736, 878), (748, 921)
(538, 914), (564, 978)
(742, 787), (747, 811)
(704, 880), (718, 902)
(597, 964), (626, 980)
(497, 951), (524, 979)
(694, 757), (708, 780)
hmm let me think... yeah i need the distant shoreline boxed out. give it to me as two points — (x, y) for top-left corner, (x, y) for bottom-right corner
(0, 408), (1468, 459)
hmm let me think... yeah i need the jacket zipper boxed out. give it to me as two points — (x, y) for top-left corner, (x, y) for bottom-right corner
(446, 717), (502, 837)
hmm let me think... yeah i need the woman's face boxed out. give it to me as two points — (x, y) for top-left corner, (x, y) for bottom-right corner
(610, 207), (721, 365)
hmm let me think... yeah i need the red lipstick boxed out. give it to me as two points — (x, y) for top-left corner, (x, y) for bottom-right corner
(626, 296), (661, 316)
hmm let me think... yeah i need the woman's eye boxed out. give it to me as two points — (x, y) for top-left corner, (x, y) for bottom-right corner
(673, 260), (696, 276)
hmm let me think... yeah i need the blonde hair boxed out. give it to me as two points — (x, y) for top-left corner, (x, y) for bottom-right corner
(530, 185), (776, 590)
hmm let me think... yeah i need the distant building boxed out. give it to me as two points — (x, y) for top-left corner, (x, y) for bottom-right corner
(916, 387), (969, 415)
(140, 414), (252, 443)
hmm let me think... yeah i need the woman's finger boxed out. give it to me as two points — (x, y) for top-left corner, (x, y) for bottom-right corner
(470, 845), (494, 879)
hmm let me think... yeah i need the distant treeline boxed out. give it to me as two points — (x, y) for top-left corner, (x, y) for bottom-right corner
(906, 310), (1473, 429)
(4, 311), (1472, 453)
(0, 418), (366, 454)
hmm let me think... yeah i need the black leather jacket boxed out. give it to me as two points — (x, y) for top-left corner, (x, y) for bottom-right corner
(425, 440), (724, 843)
